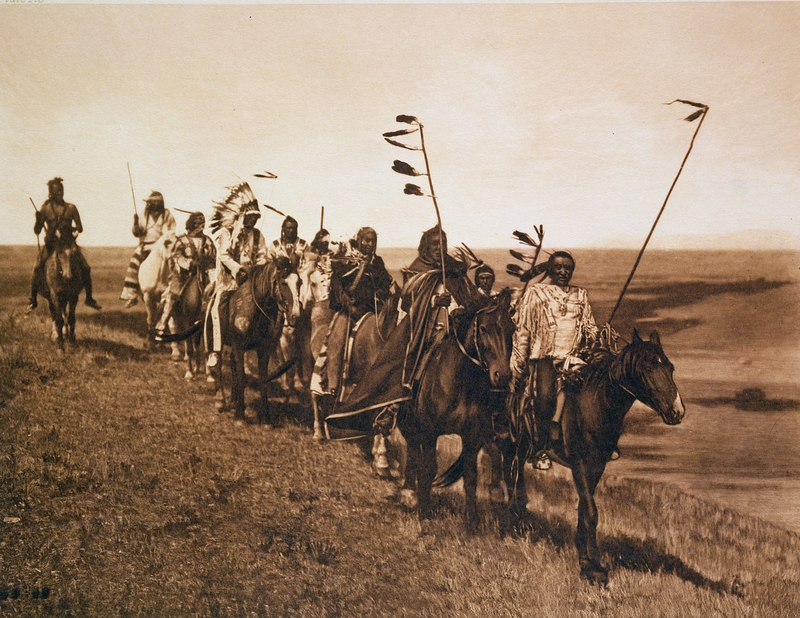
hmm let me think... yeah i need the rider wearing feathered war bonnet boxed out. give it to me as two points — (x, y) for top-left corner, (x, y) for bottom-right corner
(206, 182), (268, 366)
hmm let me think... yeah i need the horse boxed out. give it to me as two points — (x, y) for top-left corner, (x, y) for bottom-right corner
(159, 267), (209, 381)
(212, 259), (300, 424)
(399, 289), (515, 529)
(138, 233), (181, 358)
(309, 287), (401, 469)
(500, 329), (685, 585)
(42, 241), (83, 351)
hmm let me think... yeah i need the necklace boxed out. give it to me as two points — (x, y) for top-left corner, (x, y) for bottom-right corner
(554, 286), (574, 316)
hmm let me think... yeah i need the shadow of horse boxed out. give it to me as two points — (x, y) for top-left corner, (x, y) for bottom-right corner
(83, 309), (149, 338)
(74, 337), (153, 363)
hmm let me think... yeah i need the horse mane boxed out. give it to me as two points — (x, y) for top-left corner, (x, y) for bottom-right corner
(452, 287), (512, 340)
(250, 261), (280, 301)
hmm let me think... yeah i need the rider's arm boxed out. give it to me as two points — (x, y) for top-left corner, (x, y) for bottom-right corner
(33, 208), (45, 236)
(253, 231), (269, 266)
(217, 228), (242, 278)
(70, 204), (84, 235)
(164, 210), (177, 234)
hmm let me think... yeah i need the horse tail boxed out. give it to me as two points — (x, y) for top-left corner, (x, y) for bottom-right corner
(156, 320), (203, 343)
(433, 451), (465, 488)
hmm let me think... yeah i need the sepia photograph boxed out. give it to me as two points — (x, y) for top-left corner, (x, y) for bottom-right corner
(1, 1), (799, 615)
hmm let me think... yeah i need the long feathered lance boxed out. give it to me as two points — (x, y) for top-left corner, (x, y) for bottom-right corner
(384, 115), (448, 298)
(608, 100), (709, 324)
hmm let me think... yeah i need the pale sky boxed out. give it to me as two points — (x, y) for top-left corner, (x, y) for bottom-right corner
(2, 3), (799, 249)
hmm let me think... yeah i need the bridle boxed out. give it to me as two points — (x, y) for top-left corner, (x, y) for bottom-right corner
(455, 305), (493, 372)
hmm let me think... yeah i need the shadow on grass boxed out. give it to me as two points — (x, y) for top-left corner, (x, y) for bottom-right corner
(83, 309), (150, 338)
(77, 337), (152, 362)
(601, 535), (741, 597)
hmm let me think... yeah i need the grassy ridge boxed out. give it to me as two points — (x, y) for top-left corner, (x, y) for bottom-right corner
(1, 310), (800, 617)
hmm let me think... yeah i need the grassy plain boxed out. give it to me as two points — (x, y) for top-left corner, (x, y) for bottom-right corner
(1, 246), (799, 616)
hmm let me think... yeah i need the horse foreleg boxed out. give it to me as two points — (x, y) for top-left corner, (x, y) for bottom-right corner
(416, 437), (438, 521)
(230, 348), (246, 420)
(311, 393), (325, 441)
(573, 459), (608, 585)
(500, 435), (528, 522)
(400, 434), (420, 512)
(462, 441), (481, 531)
(66, 302), (77, 345)
(255, 347), (273, 427)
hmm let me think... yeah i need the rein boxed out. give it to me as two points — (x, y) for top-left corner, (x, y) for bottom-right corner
(455, 308), (489, 371)
(251, 266), (281, 325)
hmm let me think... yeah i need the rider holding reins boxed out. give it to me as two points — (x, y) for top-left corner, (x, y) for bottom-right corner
(154, 211), (216, 340)
(510, 251), (599, 469)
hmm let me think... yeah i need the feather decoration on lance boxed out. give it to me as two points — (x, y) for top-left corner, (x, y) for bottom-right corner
(451, 243), (484, 271)
(253, 171), (278, 179)
(383, 128), (419, 138)
(395, 114), (419, 124)
(392, 160), (425, 177)
(384, 137), (422, 150)
(403, 183), (429, 196)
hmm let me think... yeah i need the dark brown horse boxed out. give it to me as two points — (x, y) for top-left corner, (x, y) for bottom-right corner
(212, 259), (300, 424)
(502, 329), (685, 585)
(400, 289), (514, 529)
(159, 268), (207, 380)
(309, 288), (401, 443)
(42, 241), (84, 351)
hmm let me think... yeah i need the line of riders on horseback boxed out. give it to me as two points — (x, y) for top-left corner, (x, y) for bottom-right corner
(26, 176), (685, 584)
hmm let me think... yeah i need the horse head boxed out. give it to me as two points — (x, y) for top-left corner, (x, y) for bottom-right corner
(613, 329), (685, 425)
(466, 288), (515, 389)
(270, 256), (301, 327)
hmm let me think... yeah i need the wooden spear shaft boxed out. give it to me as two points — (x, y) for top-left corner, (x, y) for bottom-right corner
(417, 123), (448, 292)
(608, 105), (709, 325)
(127, 162), (138, 217)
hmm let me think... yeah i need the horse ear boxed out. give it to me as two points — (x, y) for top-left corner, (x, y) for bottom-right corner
(649, 330), (661, 348)
(632, 328), (642, 343)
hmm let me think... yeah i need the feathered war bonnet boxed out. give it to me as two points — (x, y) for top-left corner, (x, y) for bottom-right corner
(210, 182), (260, 250)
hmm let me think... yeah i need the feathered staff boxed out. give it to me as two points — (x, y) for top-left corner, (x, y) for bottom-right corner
(506, 225), (545, 285)
(383, 115), (448, 291)
(607, 100), (709, 324)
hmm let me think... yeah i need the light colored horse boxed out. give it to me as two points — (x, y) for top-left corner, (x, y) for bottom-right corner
(138, 233), (180, 358)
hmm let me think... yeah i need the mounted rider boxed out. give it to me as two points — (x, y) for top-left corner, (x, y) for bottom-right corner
(510, 250), (599, 469)
(268, 216), (308, 393)
(310, 226), (394, 399)
(153, 211), (216, 340)
(299, 229), (341, 360)
(326, 225), (476, 434)
(26, 177), (102, 313)
(474, 263), (497, 297)
(206, 183), (268, 368)
(120, 191), (177, 308)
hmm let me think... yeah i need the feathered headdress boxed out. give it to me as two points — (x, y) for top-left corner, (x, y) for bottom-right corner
(210, 182), (259, 236)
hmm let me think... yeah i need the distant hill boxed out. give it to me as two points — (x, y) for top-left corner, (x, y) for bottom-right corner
(589, 228), (800, 251)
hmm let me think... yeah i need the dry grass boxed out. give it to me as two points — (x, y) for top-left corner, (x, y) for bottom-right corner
(1, 260), (800, 616)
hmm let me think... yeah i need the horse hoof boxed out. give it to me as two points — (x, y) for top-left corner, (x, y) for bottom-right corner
(580, 564), (609, 587)
(399, 489), (418, 510)
(207, 374), (216, 384)
(184, 371), (193, 380)
(313, 429), (325, 442)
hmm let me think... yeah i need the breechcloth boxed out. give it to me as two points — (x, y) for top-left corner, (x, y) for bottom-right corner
(208, 291), (231, 353)
(120, 243), (153, 299)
